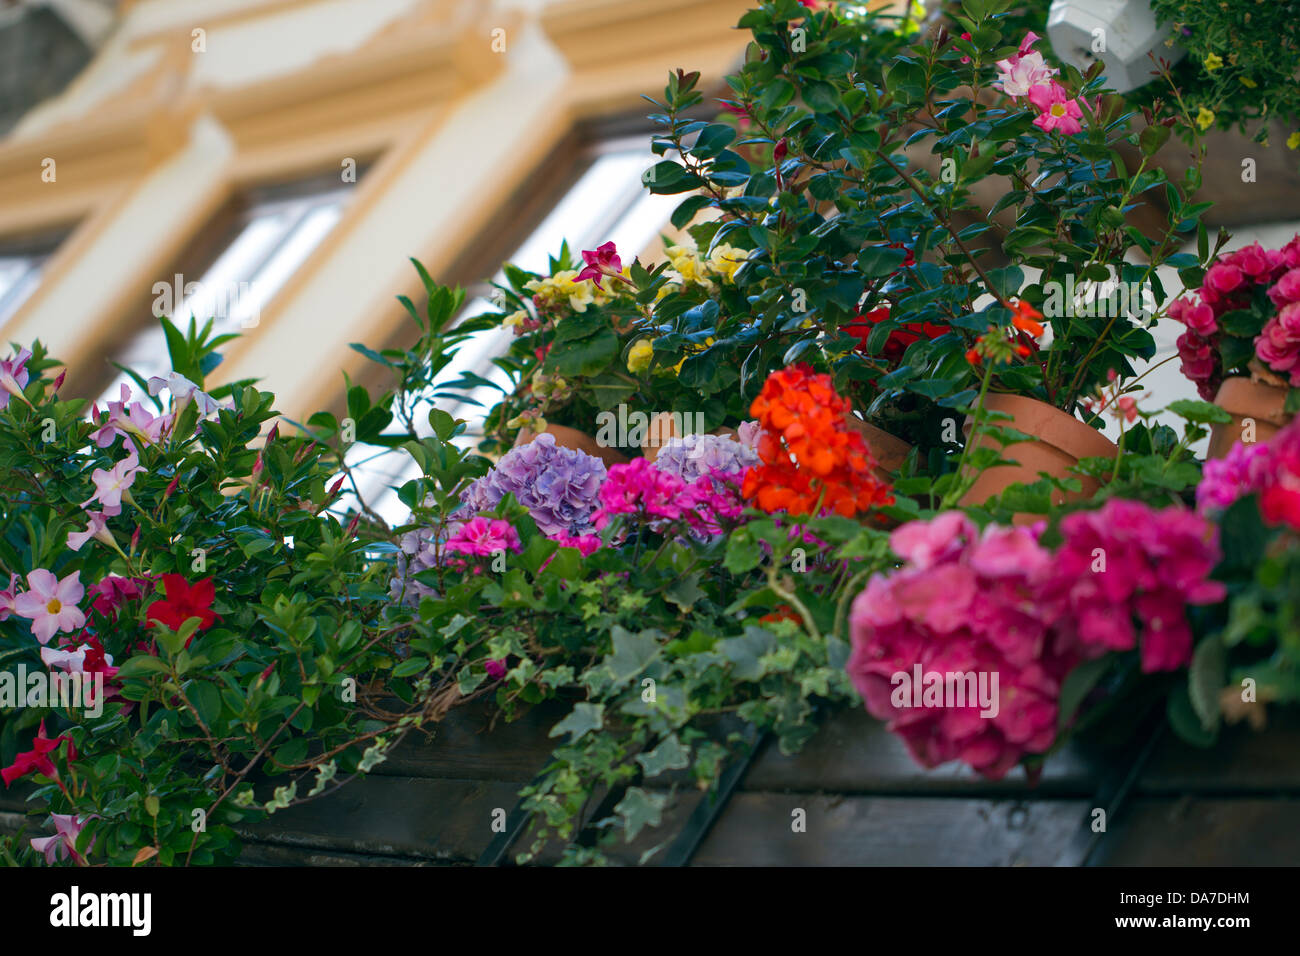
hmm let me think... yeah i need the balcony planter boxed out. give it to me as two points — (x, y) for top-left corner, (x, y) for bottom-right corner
(1207, 376), (1294, 460)
(960, 393), (1117, 521)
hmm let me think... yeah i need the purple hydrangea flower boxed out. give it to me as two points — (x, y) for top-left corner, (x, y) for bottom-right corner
(651, 423), (759, 483)
(389, 512), (448, 606)
(459, 433), (606, 537)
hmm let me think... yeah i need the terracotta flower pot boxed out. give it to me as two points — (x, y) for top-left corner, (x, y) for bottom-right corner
(960, 393), (1116, 524)
(1207, 376), (1293, 460)
(514, 423), (629, 469)
(843, 414), (913, 483)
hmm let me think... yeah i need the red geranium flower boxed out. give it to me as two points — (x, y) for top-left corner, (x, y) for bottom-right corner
(145, 574), (219, 639)
(844, 305), (948, 365)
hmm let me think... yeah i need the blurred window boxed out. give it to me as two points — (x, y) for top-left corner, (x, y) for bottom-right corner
(0, 227), (69, 325)
(344, 134), (682, 526)
(96, 166), (368, 405)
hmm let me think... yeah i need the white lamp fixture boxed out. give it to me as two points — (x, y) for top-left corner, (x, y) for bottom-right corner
(1046, 0), (1186, 94)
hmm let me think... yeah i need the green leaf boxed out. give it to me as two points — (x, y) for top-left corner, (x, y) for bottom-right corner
(1057, 656), (1112, 732)
(186, 681), (223, 729)
(1166, 399), (1232, 425)
(1167, 683), (1218, 748)
(635, 734), (691, 778)
(549, 702), (604, 742)
(718, 626), (775, 681)
(1188, 636), (1226, 731)
(724, 528), (762, 574)
(613, 787), (667, 842)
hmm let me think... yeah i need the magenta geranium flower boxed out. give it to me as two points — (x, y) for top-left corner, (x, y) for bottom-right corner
(575, 241), (623, 289)
(13, 569), (86, 644)
(445, 517), (522, 558)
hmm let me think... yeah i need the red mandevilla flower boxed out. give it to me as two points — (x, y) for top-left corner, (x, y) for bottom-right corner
(145, 574), (220, 639)
(1, 721), (76, 787)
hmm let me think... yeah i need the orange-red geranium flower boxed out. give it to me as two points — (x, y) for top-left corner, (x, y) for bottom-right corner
(1009, 299), (1045, 337)
(742, 364), (893, 517)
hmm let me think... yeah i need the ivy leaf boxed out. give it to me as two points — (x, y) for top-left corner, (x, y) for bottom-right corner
(719, 626), (776, 681)
(613, 787), (667, 842)
(549, 702), (605, 742)
(635, 734), (691, 778)
(602, 628), (664, 690)
(664, 572), (706, 611)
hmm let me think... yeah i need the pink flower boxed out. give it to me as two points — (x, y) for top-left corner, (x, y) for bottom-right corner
(889, 511), (976, 569)
(1204, 262), (1244, 295)
(30, 813), (94, 865)
(90, 384), (171, 450)
(0, 573), (17, 621)
(848, 512), (1069, 780)
(67, 511), (116, 552)
(82, 451), (142, 517)
(575, 241), (623, 289)
(445, 517), (522, 558)
(13, 569), (86, 644)
(1028, 80), (1084, 135)
(1197, 439), (1272, 513)
(958, 31), (972, 64)
(0, 347), (32, 410)
(485, 659), (507, 681)
(554, 533), (602, 556)
(41, 635), (119, 708)
(994, 50), (1057, 98)
(993, 35), (1055, 99)
(593, 458), (690, 527)
(147, 371), (219, 418)
(86, 574), (151, 620)
(1044, 500), (1224, 672)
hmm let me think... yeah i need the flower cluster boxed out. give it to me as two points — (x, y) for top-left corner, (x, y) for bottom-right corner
(849, 499), (1226, 778)
(848, 513), (1072, 779)
(650, 424), (760, 483)
(460, 433), (607, 538)
(592, 457), (745, 537)
(1196, 417), (1300, 529)
(964, 300), (1045, 366)
(994, 32), (1093, 136)
(743, 365), (893, 517)
(661, 240), (748, 293)
(1043, 499), (1226, 673)
(1170, 237), (1300, 398)
(843, 304), (947, 366)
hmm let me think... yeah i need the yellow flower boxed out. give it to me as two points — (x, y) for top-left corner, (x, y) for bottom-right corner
(1239, 76), (1258, 89)
(707, 244), (748, 282)
(503, 309), (529, 329)
(626, 338), (654, 374)
(1204, 53), (1224, 72)
(1195, 107), (1215, 131)
(1288, 132), (1300, 150)
(665, 244), (708, 286)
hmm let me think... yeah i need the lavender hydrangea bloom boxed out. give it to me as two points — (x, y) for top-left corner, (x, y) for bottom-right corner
(652, 422), (760, 483)
(389, 515), (447, 606)
(459, 433), (606, 536)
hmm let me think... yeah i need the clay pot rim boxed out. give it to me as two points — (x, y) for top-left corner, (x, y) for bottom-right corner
(969, 392), (1117, 460)
(1214, 375), (1292, 427)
